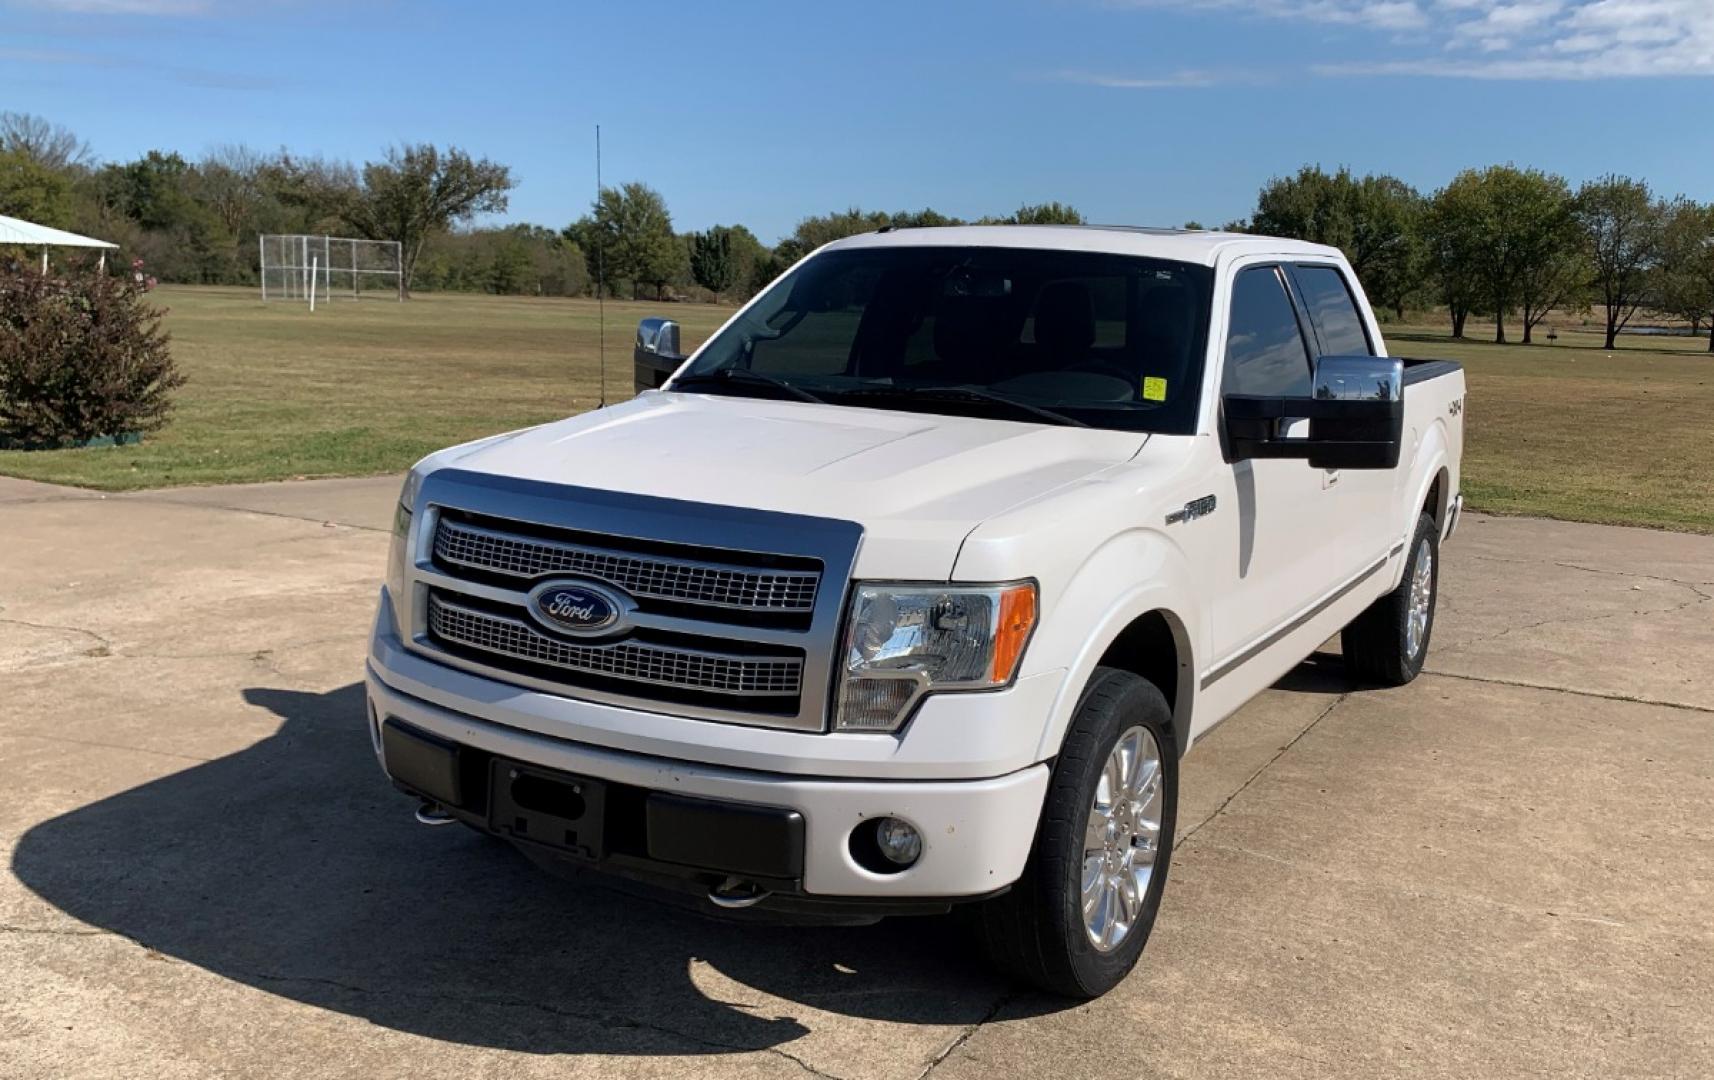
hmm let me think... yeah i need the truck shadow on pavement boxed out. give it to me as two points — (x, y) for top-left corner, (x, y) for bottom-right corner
(12, 683), (1043, 1057)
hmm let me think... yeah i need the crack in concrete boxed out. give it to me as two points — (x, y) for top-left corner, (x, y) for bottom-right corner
(9, 919), (845, 1079)
(915, 991), (1015, 1080)
(1466, 552), (1714, 589)
(1181, 693), (1350, 845)
(1441, 588), (1712, 651)
(1421, 669), (1714, 715)
(1441, 559), (1714, 652)
(0, 924), (112, 937)
(0, 615), (113, 655)
(235, 969), (845, 1079)
(1193, 841), (1633, 930)
(115, 493), (389, 534)
(0, 730), (215, 763)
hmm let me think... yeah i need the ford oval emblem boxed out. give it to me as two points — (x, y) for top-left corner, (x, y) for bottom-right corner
(526, 580), (632, 638)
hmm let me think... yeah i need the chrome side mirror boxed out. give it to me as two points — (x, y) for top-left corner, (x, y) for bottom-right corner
(636, 317), (681, 358)
(1225, 355), (1405, 470)
(1313, 355), (1402, 402)
(634, 317), (685, 394)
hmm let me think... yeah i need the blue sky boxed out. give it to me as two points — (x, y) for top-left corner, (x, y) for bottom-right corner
(2, 0), (1709, 243)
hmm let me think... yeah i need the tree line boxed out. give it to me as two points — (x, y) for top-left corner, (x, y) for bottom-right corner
(1243, 164), (1713, 352)
(3, 111), (1709, 350)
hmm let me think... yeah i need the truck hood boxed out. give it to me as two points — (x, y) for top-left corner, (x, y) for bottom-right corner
(436, 391), (1147, 578)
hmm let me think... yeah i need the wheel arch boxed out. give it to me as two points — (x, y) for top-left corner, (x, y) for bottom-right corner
(1035, 581), (1200, 765)
(1092, 608), (1195, 760)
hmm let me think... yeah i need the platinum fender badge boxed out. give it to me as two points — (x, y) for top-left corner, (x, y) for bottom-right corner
(1166, 495), (1218, 526)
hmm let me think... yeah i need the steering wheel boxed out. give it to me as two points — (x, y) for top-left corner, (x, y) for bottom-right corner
(1066, 358), (1141, 393)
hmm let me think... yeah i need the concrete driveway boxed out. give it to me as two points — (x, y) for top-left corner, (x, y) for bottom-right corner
(3, 474), (1710, 1079)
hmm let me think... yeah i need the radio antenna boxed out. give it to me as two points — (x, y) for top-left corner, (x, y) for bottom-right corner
(594, 124), (607, 409)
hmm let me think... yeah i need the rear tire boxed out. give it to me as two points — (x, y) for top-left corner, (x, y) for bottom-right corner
(975, 667), (1177, 999)
(1342, 512), (1440, 686)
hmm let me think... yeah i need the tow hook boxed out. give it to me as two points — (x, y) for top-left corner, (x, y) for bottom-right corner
(414, 800), (457, 827)
(707, 875), (772, 910)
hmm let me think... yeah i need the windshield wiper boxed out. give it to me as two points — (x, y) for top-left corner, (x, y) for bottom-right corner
(838, 385), (1089, 428)
(670, 368), (828, 405)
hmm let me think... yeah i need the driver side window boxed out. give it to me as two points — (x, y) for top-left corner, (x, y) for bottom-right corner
(1223, 267), (1312, 397)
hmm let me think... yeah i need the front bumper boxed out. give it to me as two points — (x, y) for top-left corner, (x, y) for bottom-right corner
(365, 663), (1050, 902)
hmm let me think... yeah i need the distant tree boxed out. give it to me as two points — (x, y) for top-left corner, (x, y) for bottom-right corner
(98, 151), (198, 232)
(1575, 175), (1666, 350)
(776, 207), (963, 262)
(888, 207), (963, 230)
(1251, 166), (1424, 319)
(84, 151), (232, 282)
(196, 145), (266, 239)
(1432, 166), (1582, 344)
(1508, 174), (1587, 345)
(1659, 200), (1714, 351)
(0, 148), (75, 226)
(1350, 177), (1425, 321)
(718, 224), (770, 298)
(257, 152), (360, 235)
(0, 112), (92, 171)
(486, 231), (533, 294)
(1422, 178), (1490, 339)
(689, 225), (739, 298)
(577, 182), (681, 300)
(748, 248), (792, 297)
(1016, 201), (1084, 225)
(343, 144), (514, 297)
(984, 202), (1085, 225)
(1182, 220), (1206, 230)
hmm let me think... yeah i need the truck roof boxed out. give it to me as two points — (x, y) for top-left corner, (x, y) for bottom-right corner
(823, 224), (1344, 267)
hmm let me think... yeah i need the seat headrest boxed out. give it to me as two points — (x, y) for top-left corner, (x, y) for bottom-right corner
(1033, 282), (1095, 355)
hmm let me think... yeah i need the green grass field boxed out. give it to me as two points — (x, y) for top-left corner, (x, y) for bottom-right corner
(1, 285), (1709, 532)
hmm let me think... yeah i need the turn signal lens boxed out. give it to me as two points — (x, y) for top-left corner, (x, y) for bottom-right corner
(991, 584), (1037, 684)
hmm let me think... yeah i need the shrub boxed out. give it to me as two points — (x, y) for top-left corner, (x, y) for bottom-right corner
(0, 261), (184, 447)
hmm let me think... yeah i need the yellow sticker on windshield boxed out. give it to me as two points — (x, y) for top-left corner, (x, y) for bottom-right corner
(1142, 377), (1167, 402)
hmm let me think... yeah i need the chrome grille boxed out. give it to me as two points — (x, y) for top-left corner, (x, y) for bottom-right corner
(427, 593), (803, 697)
(434, 518), (820, 612)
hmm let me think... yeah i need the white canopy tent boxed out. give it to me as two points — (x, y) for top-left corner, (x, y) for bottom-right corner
(0, 213), (119, 273)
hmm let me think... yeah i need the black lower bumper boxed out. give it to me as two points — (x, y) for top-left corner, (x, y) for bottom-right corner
(378, 718), (986, 921)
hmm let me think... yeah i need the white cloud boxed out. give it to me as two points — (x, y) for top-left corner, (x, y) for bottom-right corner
(1113, 0), (1714, 79)
(1112, 1), (1430, 29)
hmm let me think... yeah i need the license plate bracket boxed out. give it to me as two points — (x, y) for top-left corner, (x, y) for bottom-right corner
(488, 759), (606, 861)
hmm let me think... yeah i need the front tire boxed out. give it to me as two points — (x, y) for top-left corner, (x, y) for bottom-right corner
(975, 667), (1177, 998)
(1342, 512), (1440, 686)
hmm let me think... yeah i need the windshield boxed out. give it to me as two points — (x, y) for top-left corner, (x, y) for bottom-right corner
(674, 245), (1214, 433)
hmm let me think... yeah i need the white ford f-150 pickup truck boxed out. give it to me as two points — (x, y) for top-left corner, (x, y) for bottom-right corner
(366, 225), (1465, 997)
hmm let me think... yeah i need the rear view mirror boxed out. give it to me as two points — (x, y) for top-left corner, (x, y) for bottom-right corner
(634, 317), (685, 394)
(1225, 355), (1403, 470)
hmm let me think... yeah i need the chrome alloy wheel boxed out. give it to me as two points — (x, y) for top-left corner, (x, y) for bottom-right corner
(1407, 537), (1434, 659)
(1081, 725), (1163, 952)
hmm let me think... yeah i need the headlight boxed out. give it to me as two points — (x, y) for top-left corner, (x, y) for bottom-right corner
(385, 470), (420, 631)
(835, 582), (1037, 732)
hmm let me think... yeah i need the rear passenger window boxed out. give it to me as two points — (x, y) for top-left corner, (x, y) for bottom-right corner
(1223, 267), (1311, 396)
(1293, 265), (1372, 356)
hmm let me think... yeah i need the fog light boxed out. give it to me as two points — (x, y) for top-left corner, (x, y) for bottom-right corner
(874, 817), (922, 867)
